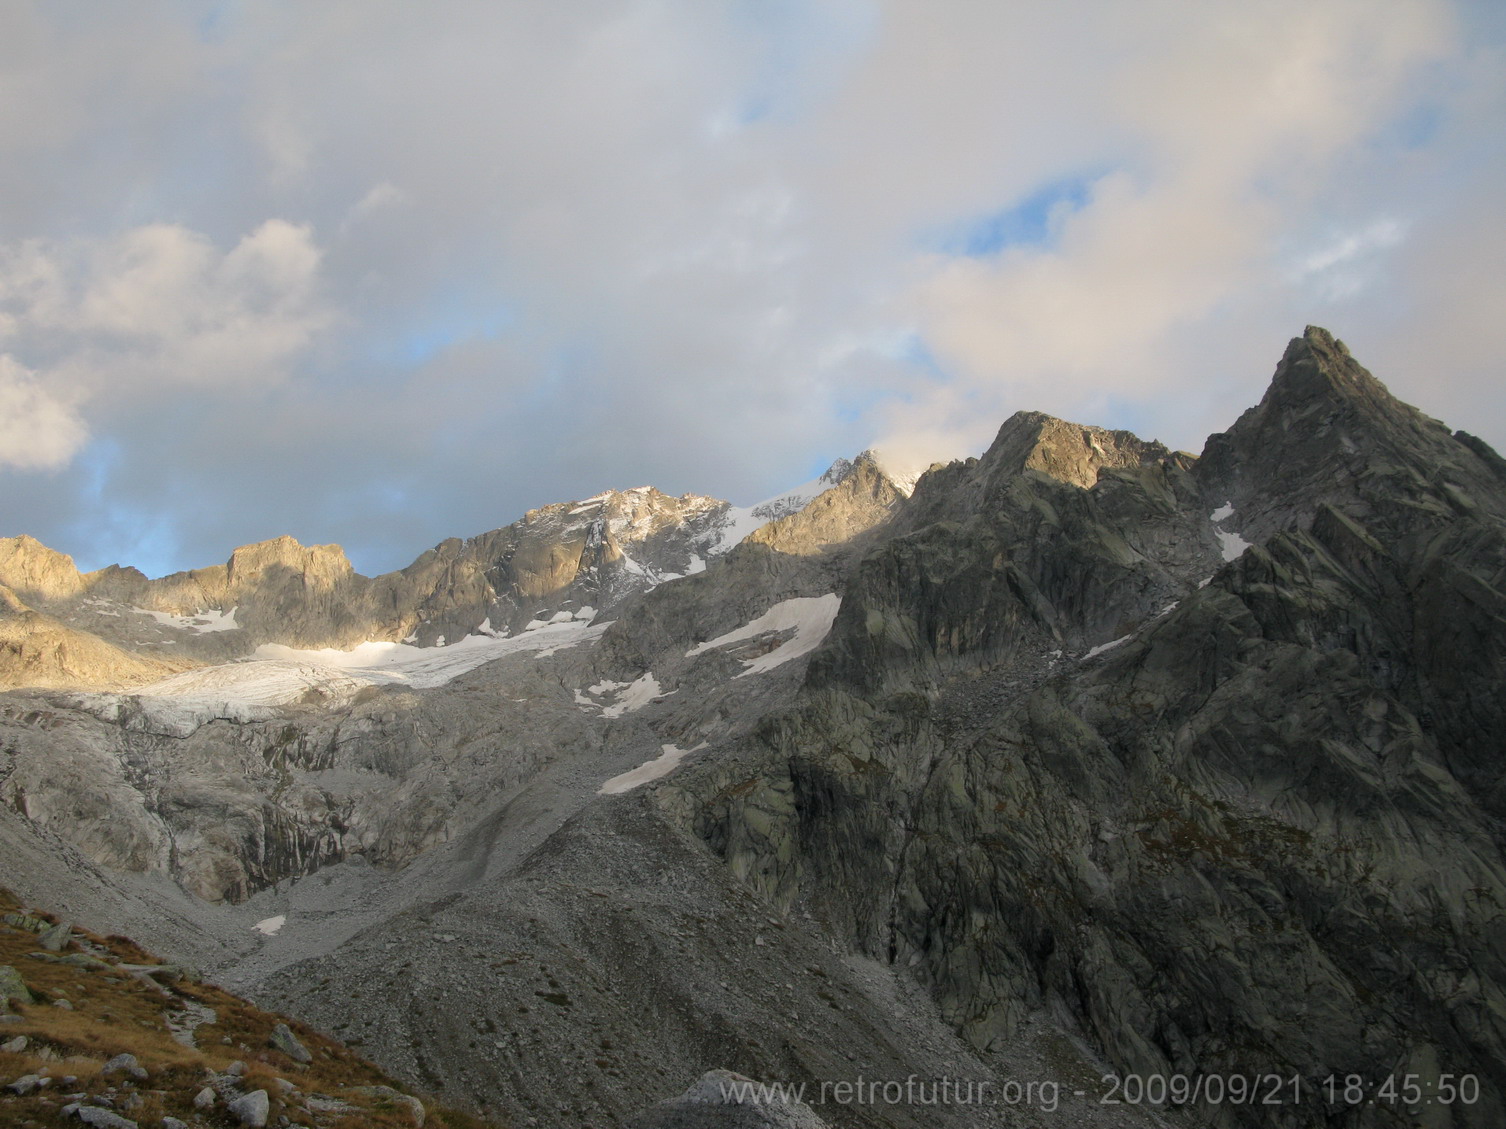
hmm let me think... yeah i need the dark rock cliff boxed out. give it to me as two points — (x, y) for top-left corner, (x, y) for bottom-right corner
(678, 329), (1506, 1128)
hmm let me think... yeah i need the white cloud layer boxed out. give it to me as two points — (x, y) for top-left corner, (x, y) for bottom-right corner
(0, 354), (87, 469)
(0, 0), (1501, 576)
(0, 220), (328, 397)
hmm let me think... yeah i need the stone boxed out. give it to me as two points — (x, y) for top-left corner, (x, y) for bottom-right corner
(192, 1086), (216, 1109)
(161, 1118), (189, 1129)
(38, 920), (71, 951)
(268, 1022), (311, 1064)
(2, 1034), (25, 1052)
(101, 1052), (148, 1081)
(5, 1072), (44, 1095)
(0, 965), (34, 1006)
(73, 1107), (140, 1128)
(226, 1088), (270, 1128)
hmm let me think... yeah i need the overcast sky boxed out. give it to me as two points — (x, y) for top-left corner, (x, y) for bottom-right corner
(2, 1), (1503, 578)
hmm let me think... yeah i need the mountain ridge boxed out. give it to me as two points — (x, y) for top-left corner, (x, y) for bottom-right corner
(2, 327), (1503, 1128)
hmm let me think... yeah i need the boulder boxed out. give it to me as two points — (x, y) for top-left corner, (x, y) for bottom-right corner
(268, 1021), (312, 1064)
(226, 1088), (270, 1127)
(37, 920), (71, 951)
(101, 1052), (148, 1081)
(72, 1107), (139, 1128)
(355, 1085), (425, 1126)
(0, 965), (34, 1006)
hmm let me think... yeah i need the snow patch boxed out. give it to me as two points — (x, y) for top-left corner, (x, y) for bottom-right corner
(700, 465), (852, 556)
(1210, 500), (1250, 561)
(104, 621), (607, 736)
(252, 915), (286, 936)
(1216, 529), (1252, 561)
(136, 606), (241, 633)
(598, 743), (704, 795)
(1082, 634), (1132, 660)
(687, 594), (841, 677)
(576, 672), (670, 718)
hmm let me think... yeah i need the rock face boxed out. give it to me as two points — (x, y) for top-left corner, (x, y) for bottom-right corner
(680, 328), (1506, 1127)
(0, 586), (191, 690)
(2, 328), (1503, 1129)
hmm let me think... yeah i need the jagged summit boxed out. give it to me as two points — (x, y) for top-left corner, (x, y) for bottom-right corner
(1197, 324), (1506, 545)
(983, 410), (1173, 490)
(0, 534), (87, 604)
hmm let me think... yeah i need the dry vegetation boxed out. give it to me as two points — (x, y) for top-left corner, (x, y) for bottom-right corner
(0, 886), (501, 1128)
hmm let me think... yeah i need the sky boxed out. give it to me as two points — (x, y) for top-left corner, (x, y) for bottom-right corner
(1, 0), (1503, 579)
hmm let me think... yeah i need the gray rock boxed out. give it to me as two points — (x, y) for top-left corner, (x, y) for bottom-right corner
(0, 964), (34, 1006)
(1, 1033), (25, 1052)
(101, 1052), (148, 1081)
(268, 1021), (311, 1064)
(73, 1108), (140, 1129)
(37, 919), (71, 950)
(161, 1118), (188, 1129)
(226, 1088), (270, 1127)
(355, 1085), (424, 1125)
(5, 1072), (44, 1095)
(192, 1085), (216, 1109)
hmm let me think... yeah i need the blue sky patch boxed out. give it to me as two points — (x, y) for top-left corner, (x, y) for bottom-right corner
(381, 298), (513, 368)
(935, 175), (1097, 258)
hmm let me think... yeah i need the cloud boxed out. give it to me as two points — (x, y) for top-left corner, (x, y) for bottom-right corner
(0, 355), (87, 470)
(0, 0), (1500, 576)
(0, 220), (329, 397)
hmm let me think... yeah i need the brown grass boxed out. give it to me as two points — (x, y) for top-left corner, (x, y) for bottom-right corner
(0, 885), (509, 1127)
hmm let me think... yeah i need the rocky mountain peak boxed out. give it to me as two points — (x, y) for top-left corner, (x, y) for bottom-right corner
(1196, 325), (1503, 544)
(1248, 325), (1423, 433)
(225, 535), (356, 588)
(0, 535), (85, 605)
(982, 410), (1171, 490)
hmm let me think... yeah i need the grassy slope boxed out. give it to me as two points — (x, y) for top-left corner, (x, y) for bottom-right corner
(0, 887), (503, 1128)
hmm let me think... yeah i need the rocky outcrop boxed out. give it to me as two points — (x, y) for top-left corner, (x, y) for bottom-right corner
(0, 536), (88, 605)
(746, 453), (904, 557)
(0, 587), (192, 691)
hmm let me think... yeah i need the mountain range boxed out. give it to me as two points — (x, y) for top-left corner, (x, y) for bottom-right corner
(2, 327), (1502, 1128)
